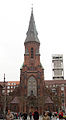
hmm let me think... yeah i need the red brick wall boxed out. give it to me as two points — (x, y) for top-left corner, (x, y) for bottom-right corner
(24, 42), (40, 66)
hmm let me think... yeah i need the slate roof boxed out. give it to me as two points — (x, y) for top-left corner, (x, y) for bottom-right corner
(25, 8), (40, 44)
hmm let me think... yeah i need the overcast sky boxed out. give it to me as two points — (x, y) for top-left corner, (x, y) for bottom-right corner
(0, 0), (66, 81)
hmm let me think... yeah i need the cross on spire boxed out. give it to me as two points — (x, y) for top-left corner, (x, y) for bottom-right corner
(31, 4), (33, 14)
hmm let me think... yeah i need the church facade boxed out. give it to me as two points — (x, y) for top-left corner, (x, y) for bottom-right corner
(10, 9), (45, 114)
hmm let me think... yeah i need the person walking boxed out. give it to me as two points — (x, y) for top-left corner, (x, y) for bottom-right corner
(23, 112), (27, 120)
(43, 111), (50, 120)
(29, 112), (32, 120)
(33, 107), (39, 120)
(6, 109), (14, 120)
(59, 109), (63, 119)
(48, 111), (52, 120)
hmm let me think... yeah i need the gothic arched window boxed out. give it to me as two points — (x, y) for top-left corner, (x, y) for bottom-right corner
(31, 48), (34, 58)
(27, 76), (37, 96)
(25, 48), (29, 54)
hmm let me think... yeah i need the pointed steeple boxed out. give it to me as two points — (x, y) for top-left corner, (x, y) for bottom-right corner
(25, 8), (40, 43)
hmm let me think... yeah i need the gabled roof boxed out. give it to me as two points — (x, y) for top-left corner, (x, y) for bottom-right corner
(25, 8), (40, 44)
(45, 96), (53, 104)
(10, 97), (20, 104)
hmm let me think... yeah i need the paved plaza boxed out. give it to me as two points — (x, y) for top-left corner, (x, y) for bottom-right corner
(0, 116), (57, 120)
(16, 116), (57, 120)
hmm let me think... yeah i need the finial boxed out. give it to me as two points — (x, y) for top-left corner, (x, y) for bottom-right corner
(31, 4), (33, 13)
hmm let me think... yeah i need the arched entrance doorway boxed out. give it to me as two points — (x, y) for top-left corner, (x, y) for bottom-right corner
(26, 95), (37, 113)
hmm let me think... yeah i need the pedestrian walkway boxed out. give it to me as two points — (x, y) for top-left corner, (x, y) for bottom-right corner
(0, 116), (57, 120)
(17, 116), (57, 120)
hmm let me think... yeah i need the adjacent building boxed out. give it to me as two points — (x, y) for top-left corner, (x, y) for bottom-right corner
(0, 81), (20, 94)
(6, 81), (20, 94)
(52, 54), (64, 80)
(45, 80), (66, 112)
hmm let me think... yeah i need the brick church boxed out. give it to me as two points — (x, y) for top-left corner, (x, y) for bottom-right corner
(10, 9), (45, 114)
(1, 8), (66, 114)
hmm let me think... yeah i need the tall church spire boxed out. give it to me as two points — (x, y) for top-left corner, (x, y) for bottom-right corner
(25, 8), (40, 43)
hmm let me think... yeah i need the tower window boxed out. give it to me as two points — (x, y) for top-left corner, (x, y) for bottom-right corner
(31, 48), (34, 58)
(25, 48), (29, 54)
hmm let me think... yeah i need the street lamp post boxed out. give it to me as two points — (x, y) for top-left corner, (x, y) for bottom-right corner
(3, 73), (6, 120)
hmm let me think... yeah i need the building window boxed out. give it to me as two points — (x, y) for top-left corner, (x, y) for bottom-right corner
(14, 106), (16, 110)
(14, 83), (16, 85)
(14, 86), (15, 89)
(8, 83), (10, 85)
(25, 48), (29, 54)
(61, 93), (64, 97)
(53, 85), (55, 87)
(7, 86), (10, 89)
(31, 48), (34, 58)
(46, 86), (48, 88)
(2, 89), (5, 94)
(61, 84), (64, 86)
(36, 49), (39, 54)
(52, 88), (56, 92)
(62, 99), (64, 103)
(11, 83), (14, 85)
(7, 90), (10, 93)
(61, 87), (64, 91)
(28, 76), (37, 96)
(11, 86), (13, 88)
